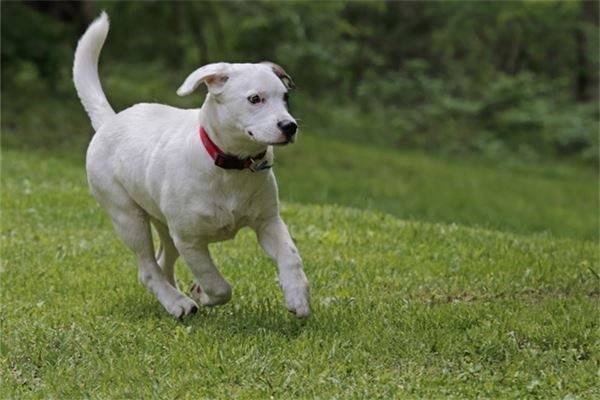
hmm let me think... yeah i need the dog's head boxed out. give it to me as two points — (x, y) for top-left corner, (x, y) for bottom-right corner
(177, 62), (297, 149)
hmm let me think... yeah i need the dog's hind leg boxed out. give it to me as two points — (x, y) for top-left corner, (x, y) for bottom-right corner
(151, 218), (179, 289)
(99, 189), (198, 318)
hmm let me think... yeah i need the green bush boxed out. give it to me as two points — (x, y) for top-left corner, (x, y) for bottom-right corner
(1, 1), (598, 163)
(326, 64), (599, 163)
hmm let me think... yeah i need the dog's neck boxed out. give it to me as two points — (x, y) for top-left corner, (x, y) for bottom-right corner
(199, 96), (268, 159)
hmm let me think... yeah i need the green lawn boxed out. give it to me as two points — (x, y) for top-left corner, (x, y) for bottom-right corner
(277, 134), (598, 240)
(1, 146), (598, 398)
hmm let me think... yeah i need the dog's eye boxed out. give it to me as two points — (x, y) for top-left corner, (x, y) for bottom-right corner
(247, 95), (261, 104)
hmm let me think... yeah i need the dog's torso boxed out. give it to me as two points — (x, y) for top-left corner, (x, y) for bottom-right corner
(86, 103), (279, 243)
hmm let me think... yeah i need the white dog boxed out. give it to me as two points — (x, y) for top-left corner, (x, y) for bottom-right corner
(73, 12), (310, 318)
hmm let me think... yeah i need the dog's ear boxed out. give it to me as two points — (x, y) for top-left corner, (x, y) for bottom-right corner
(261, 61), (295, 90)
(177, 63), (230, 96)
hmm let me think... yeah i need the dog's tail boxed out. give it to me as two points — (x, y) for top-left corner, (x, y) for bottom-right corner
(73, 11), (115, 131)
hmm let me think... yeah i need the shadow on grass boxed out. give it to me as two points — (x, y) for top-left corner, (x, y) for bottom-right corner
(103, 291), (344, 339)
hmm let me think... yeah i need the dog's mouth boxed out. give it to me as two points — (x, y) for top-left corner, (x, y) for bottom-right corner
(246, 130), (293, 146)
(270, 136), (295, 146)
(270, 140), (291, 146)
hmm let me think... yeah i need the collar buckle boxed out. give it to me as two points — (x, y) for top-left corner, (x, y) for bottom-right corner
(248, 157), (271, 172)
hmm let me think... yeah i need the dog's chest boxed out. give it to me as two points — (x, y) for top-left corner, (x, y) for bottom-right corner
(195, 175), (267, 240)
(206, 197), (253, 238)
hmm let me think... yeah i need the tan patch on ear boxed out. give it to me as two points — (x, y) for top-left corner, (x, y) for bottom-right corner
(206, 75), (229, 85)
(261, 61), (295, 89)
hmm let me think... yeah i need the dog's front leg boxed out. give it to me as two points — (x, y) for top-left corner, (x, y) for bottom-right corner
(256, 216), (310, 317)
(173, 239), (232, 306)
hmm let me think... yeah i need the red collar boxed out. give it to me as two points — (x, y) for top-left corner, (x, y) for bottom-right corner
(199, 126), (270, 171)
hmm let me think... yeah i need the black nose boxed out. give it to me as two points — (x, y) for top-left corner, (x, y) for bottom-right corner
(277, 120), (297, 138)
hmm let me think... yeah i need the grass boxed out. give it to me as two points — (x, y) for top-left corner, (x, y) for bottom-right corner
(276, 134), (598, 240)
(1, 146), (599, 398)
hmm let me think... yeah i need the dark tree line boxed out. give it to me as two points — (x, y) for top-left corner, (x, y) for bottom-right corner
(2, 1), (598, 161)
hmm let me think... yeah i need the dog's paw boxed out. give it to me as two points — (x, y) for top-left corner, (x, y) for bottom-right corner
(165, 295), (198, 319)
(283, 284), (310, 318)
(189, 282), (232, 306)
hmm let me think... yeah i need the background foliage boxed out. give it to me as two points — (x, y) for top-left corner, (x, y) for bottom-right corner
(2, 0), (599, 162)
